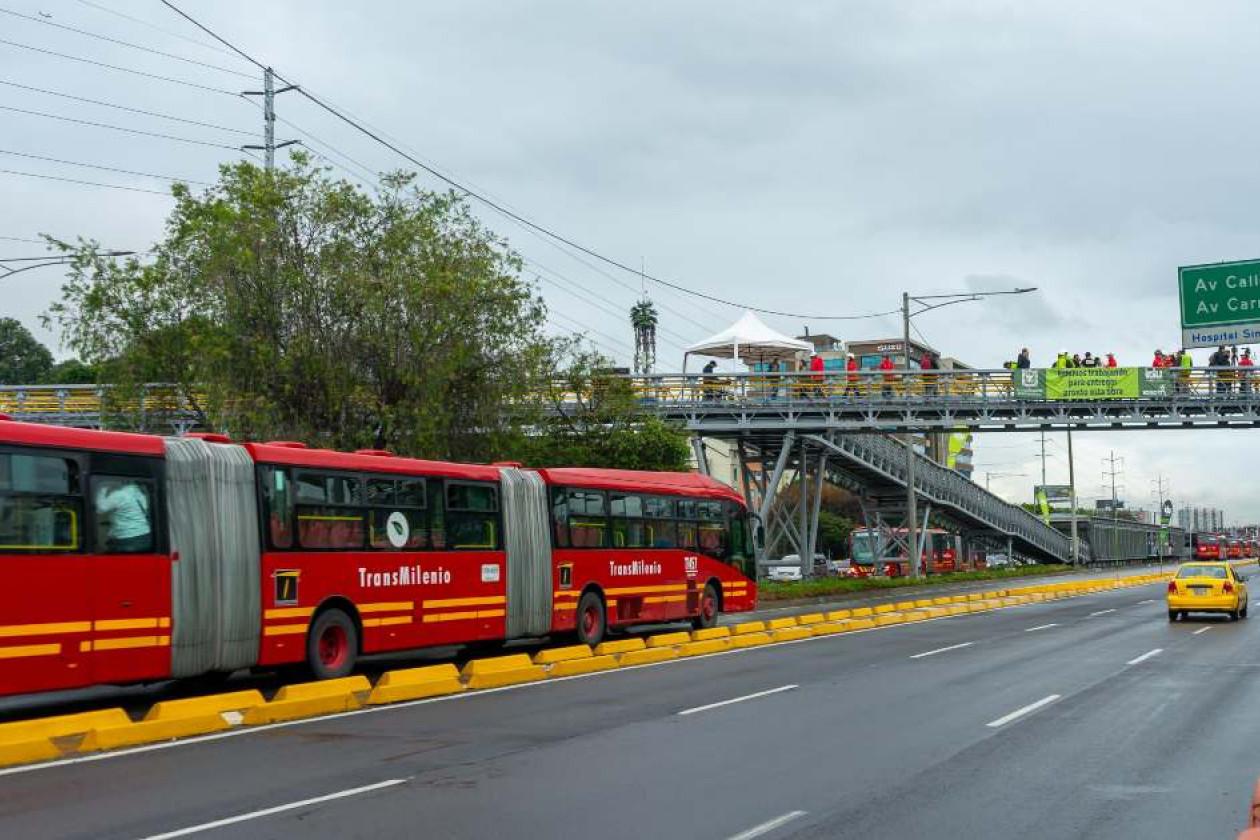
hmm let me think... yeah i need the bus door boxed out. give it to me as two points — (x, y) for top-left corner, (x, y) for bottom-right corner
(87, 457), (169, 685)
(0, 448), (93, 693)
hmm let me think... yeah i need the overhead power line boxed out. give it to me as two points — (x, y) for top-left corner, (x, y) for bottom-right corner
(157, 1), (899, 322)
(0, 37), (240, 96)
(0, 79), (255, 136)
(0, 168), (172, 196)
(73, 0), (245, 61)
(0, 104), (242, 151)
(0, 6), (255, 79)
(0, 149), (211, 186)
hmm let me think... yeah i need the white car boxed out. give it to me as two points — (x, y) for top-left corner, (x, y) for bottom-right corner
(766, 565), (804, 582)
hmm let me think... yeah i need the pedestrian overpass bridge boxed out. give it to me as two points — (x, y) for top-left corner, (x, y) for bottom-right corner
(2, 369), (1246, 573)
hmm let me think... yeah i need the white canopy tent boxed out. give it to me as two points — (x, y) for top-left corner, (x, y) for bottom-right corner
(683, 310), (814, 372)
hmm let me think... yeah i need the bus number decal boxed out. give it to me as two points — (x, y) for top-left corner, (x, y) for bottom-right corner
(274, 569), (300, 605)
(684, 556), (698, 579)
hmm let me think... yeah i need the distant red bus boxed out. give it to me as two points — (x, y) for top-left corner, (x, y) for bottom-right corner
(0, 421), (757, 697)
(849, 528), (960, 576)
(1192, 533), (1222, 560)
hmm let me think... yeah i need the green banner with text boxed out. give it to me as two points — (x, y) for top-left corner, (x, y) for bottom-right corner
(1013, 368), (1173, 400)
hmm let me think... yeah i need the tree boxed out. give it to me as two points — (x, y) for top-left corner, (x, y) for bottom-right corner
(514, 347), (691, 471)
(46, 155), (555, 460)
(42, 358), (97, 384)
(0, 318), (53, 384)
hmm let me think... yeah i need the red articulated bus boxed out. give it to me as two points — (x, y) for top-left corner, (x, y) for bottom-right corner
(847, 528), (960, 577)
(1191, 533), (1222, 560)
(0, 420), (757, 697)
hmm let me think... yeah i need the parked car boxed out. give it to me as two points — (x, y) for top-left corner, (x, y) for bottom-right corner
(766, 565), (804, 582)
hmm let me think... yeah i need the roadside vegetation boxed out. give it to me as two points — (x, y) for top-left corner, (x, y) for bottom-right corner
(758, 564), (1073, 601)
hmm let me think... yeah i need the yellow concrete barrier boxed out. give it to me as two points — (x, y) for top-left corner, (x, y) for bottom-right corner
(770, 626), (812, 642)
(732, 621), (767, 635)
(273, 676), (372, 702)
(549, 654), (619, 678)
(873, 603), (896, 614)
(533, 644), (594, 664)
(796, 612), (826, 625)
(945, 605), (969, 615)
(847, 618), (876, 630)
(766, 617), (799, 630)
(894, 601), (918, 611)
(678, 638), (730, 657)
(461, 654), (547, 690)
(80, 714), (229, 752)
(902, 610), (930, 621)
(594, 638), (646, 656)
(144, 690), (265, 722)
(367, 665), (465, 704)
(618, 647), (678, 666)
(0, 708), (129, 746)
(873, 613), (906, 626)
(0, 738), (60, 768)
(913, 599), (935, 608)
(730, 631), (773, 648)
(647, 631), (692, 648)
(931, 597), (953, 606)
(810, 621), (851, 636)
(966, 593), (983, 602)
(826, 609), (853, 621)
(849, 607), (874, 618)
(922, 606), (950, 617)
(692, 627), (732, 641)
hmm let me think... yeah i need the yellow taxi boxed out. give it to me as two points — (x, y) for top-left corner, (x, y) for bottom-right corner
(1167, 562), (1249, 621)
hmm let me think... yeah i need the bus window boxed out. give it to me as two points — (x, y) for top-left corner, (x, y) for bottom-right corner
(697, 501), (727, 558)
(0, 453), (82, 551)
(727, 502), (751, 574)
(644, 496), (676, 548)
(260, 466), (294, 548)
(550, 488), (570, 548)
(611, 493), (647, 548)
(567, 489), (606, 548)
(447, 481), (499, 550)
(92, 476), (154, 554)
(294, 471), (365, 549)
(366, 476), (427, 550)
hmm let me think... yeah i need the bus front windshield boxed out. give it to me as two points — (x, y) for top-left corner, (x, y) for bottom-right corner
(852, 532), (879, 565)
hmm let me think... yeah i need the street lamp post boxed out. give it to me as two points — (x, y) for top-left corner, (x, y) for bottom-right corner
(901, 287), (1037, 579)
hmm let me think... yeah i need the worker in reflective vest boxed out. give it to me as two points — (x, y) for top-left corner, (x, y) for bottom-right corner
(844, 353), (859, 397)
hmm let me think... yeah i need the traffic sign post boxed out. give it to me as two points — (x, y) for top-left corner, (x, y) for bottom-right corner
(1179, 258), (1260, 348)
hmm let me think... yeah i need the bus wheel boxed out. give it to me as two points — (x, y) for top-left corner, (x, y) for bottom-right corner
(575, 592), (606, 647)
(692, 583), (719, 630)
(308, 609), (358, 679)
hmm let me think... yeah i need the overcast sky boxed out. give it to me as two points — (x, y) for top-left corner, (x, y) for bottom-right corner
(1, 0), (1256, 520)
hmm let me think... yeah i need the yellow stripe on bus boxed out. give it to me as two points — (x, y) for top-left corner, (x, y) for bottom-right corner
(85, 636), (170, 652)
(644, 595), (687, 604)
(93, 618), (162, 631)
(359, 602), (415, 613)
(0, 643), (60, 659)
(0, 621), (90, 639)
(264, 607), (314, 620)
(263, 623), (309, 637)
(421, 596), (504, 609)
(363, 615), (413, 628)
(421, 609), (505, 623)
(605, 585), (688, 596)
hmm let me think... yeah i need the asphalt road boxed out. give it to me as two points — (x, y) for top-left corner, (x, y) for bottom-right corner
(4, 574), (1259, 839)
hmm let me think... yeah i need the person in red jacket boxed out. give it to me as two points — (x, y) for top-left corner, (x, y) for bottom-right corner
(809, 351), (825, 397)
(844, 352), (859, 398)
(1240, 348), (1254, 394)
(1105, 353), (1117, 368)
(1151, 350), (1166, 368)
(878, 353), (896, 397)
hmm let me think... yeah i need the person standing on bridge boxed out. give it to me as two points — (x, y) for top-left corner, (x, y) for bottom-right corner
(809, 351), (825, 398)
(1210, 345), (1232, 393)
(1176, 348), (1192, 393)
(878, 353), (896, 397)
(1240, 349), (1253, 394)
(1105, 353), (1117, 368)
(844, 352), (859, 398)
(1017, 348), (1031, 369)
(1053, 351), (1069, 369)
(1151, 349), (1166, 369)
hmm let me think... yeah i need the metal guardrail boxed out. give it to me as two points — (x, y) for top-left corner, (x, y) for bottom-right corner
(815, 433), (1071, 563)
(574, 368), (1260, 432)
(0, 384), (201, 429)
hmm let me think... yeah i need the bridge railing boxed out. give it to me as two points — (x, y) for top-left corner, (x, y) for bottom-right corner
(0, 384), (202, 420)
(559, 367), (1254, 406)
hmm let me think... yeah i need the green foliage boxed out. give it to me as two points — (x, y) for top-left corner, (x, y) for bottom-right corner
(514, 348), (691, 471)
(759, 564), (1072, 601)
(0, 318), (53, 383)
(45, 155), (554, 460)
(815, 510), (856, 557)
(42, 358), (97, 385)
